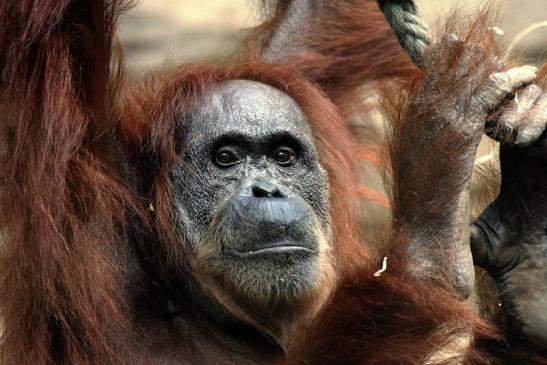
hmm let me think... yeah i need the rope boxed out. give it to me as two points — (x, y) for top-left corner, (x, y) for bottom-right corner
(377, 0), (430, 67)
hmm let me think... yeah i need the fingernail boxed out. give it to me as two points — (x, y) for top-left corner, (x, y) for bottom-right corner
(515, 133), (530, 146)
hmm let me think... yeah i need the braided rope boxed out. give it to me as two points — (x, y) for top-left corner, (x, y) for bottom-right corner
(377, 0), (431, 67)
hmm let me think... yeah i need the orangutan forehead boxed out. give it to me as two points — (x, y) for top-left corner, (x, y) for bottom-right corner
(188, 79), (314, 140)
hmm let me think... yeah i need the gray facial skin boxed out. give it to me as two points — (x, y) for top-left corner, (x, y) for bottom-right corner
(170, 80), (331, 308)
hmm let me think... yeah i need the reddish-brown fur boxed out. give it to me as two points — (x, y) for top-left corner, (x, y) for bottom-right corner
(247, 0), (418, 109)
(1, 0), (546, 364)
(0, 1), (137, 364)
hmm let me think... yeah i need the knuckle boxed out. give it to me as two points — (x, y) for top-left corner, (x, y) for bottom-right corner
(489, 72), (511, 92)
(523, 84), (542, 97)
(535, 93), (547, 109)
(506, 65), (538, 85)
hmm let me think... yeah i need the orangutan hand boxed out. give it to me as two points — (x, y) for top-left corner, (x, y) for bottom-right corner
(391, 31), (539, 299)
(471, 84), (547, 349)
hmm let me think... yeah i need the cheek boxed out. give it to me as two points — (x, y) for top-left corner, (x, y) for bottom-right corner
(279, 166), (331, 226)
(170, 166), (238, 245)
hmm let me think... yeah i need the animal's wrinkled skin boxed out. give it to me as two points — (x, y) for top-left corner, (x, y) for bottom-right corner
(402, 33), (539, 300)
(170, 80), (333, 313)
(471, 84), (547, 349)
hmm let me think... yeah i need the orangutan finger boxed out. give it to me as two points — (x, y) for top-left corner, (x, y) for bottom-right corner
(490, 84), (542, 144)
(472, 65), (538, 114)
(516, 92), (547, 146)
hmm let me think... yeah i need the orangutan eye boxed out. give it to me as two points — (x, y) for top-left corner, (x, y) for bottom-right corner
(273, 146), (297, 166)
(213, 146), (241, 167)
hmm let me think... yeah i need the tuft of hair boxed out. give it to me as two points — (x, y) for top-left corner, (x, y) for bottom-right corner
(0, 1), (136, 364)
(283, 266), (497, 364)
(377, 5), (507, 268)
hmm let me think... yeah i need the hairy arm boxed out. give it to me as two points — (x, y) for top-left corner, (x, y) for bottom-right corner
(387, 19), (547, 360)
(283, 13), (539, 365)
(385, 29), (539, 297)
(0, 1), (132, 363)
